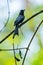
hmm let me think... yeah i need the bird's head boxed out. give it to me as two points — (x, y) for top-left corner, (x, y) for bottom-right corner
(19, 10), (25, 15)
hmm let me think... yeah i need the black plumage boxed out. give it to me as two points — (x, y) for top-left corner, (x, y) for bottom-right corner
(14, 10), (25, 26)
(13, 10), (25, 38)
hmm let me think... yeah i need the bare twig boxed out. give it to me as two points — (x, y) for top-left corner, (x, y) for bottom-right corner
(0, 47), (27, 51)
(4, 0), (10, 27)
(0, 10), (43, 44)
(22, 20), (43, 65)
(0, 0), (10, 32)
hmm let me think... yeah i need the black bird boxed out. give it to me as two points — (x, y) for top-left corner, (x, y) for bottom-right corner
(14, 10), (25, 26)
(13, 10), (25, 38)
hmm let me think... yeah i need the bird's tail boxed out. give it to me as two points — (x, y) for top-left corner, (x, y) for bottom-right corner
(13, 26), (19, 39)
(13, 33), (15, 39)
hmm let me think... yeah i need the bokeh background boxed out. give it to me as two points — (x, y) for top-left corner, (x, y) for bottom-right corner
(0, 0), (43, 65)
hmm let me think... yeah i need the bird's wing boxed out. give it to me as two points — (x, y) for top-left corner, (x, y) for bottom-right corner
(14, 15), (25, 26)
(15, 15), (24, 22)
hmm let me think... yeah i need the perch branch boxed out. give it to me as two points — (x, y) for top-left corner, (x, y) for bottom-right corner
(0, 10), (43, 44)
(0, 47), (27, 51)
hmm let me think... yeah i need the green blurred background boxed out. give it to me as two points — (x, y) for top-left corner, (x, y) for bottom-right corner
(0, 0), (43, 65)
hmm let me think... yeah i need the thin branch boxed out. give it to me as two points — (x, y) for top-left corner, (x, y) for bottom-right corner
(0, 10), (43, 44)
(0, 0), (10, 32)
(0, 30), (14, 44)
(22, 20), (43, 65)
(0, 47), (27, 51)
(4, 0), (10, 27)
